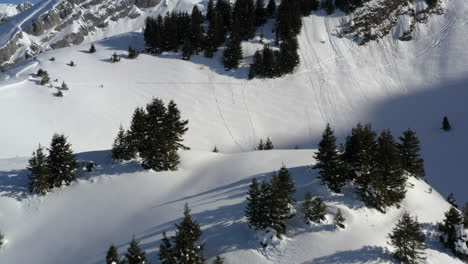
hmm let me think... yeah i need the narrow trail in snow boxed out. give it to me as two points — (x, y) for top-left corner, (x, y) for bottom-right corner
(209, 74), (245, 152)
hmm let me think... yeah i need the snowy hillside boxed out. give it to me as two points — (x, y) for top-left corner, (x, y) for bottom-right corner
(0, 4), (19, 22)
(0, 150), (464, 263)
(0, 0), (467, 262)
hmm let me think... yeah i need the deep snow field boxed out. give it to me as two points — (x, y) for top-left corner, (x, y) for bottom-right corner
(0, 0), (468, 262)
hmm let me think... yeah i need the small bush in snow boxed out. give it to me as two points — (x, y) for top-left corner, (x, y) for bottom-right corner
(36, 68), (47, 77)
(334, 209), (346, 229)
(0, 232), (4, 247)
(40, 74), (50, 85)
(442, 116), (451, 131)
(128, 46), (139, 59)
(61, 81), (68, 90)
(89, 43), (96, 53)
(68, 61), (75, 67)
(56, 90), (63, 97)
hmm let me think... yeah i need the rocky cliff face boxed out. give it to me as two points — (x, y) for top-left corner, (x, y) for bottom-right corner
(0, 0), (161, 71)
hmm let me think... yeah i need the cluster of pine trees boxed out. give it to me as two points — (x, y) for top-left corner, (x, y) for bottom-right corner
(314, 123), (425, 212)
(143, 0), (322, 78)
(335, 0), (370, 14)
(257, 137), (273, 150)
(105, 203), (224, 264)
(245, 166), (296, 239)
(112, 98), (189, 171)
(28, 134), (78, 196)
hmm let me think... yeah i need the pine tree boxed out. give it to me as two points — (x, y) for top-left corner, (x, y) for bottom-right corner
(397, 129), (425, 178)
(190, 5), (205, 54)
(463, 203), (468, 228)
(112, 52), (120, 63)
(112, 125), (136, 161)
(245, 177), (262, 229)
(28, 144), (50, 196)
(128, 107), (147, 154)
(159, 232), (175, 264)
(426, 0), (437, 9)
(232, 0), (256, 40)
(89, 43), (96, 53)
(439, 207), (463, 252)
(266, 0), (276, 18)
(302, 192), (314, 223)
(172, 203), (205, 264)
(128, 46), (139, 59)
(61, 81), (68, 90)
(277, 0), (302, 41)
(334, 209), (346, 229)
(36, 69), (47, 77)
(389, 212), (426, 264)
(309, 196), (327, 223)
(314, 124), (346, 193)
(324, 0), (335, 14)
(106, 245), (120, 264)
(222, 38), (243, 70)
(257, 139), (265, 150)
(182, 36), (193, 60)
(206, 0), (215, 23)
(249, 50), (264, 79)
(40, 74), (50, 85)
(125, 238), (147, 264)
(213, 146), (219, 153)
(267, 174), (288, 237)
(442, 116), (451, 131)
(261, 45), (275, 77)
(275, 166), (296, 203)
(0, 232), (3, 248)
(255, 0), (267, 26)
(46, 134), (77, 188)
(371, 130), (406, 210)
(447, 193), (458, 208)
(264, 137), (274, 150)
(277, 37), (300, 75)
(212, 256), (224, 264)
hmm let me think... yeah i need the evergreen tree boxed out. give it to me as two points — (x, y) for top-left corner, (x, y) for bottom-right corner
(159, 232), (175, 264)
(40, 74), (50, 85)
(277, 0), (302, 41)
(216, 0), (233, 33)
(249, 50), (264, 79)
(89, 43), (96, 53)
(212, 256), (224, 264)
(125, 238), (147, 264)
(36, 69), (47, 77)
(275, 166), (296, 203)
(264, 137), (274, 150)
(172, 204), (205, 264)
(255, 0), (267, 26)
(426, 0), (437, 9)
(266, 174), (288, 236)
(182, 36), (193, 60)
(46, 134), (77, 188)
(206, 0), (215, 23)
(232, 0), (256, 40)
(106, 245), (120, 264)
(334, 209), (345, 228)
(397, 129), (425, 178)
(447, 193), (458, 208)
(213, 146), (219, 153)
(314, 124), (346, 193)
(61, 81), (68, 90)
(442, 116), (451, 131)
(439, 207), (463, 252)
(112, 125), (136, 161)
(302, 192), (314, 223)
(257, 139), (265, 150)
(128, 46), (139, 59)
(128, 107), (147, 154)
(0, 232), (3, 248)
(222, 38), (242, 70)
(371, 129), (406, 210)
(324, 0), (335, 15)
(258, 179), (273, 229)
(389, 212), (426, 264)
(277, 37), (300, 75)
(28, 144), (50, 196)
(190, 5), (205, 54)
(245, 177), (262, 229)
(261, 45), (276, 77)
(309, 195), (327, 223)
(463, 203), (468, 228)
(266, 0), (276, 18)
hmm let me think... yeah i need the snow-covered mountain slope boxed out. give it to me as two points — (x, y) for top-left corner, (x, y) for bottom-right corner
(0, 0), (467, 204)
(0, 0), (197, 70)
(0, 4), (19, 22)
(0, 150), (463, 264)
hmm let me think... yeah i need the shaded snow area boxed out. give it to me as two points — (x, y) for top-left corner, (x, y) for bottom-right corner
(0, 150), (464, 263)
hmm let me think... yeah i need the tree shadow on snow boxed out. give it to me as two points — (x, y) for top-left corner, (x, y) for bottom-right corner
(303, 246), (395, 264)
(112, 165), (367, 260)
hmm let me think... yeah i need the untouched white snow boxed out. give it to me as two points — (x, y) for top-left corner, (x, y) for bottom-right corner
(0, 4), (19, 21)
(0, 150), (464, 264)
